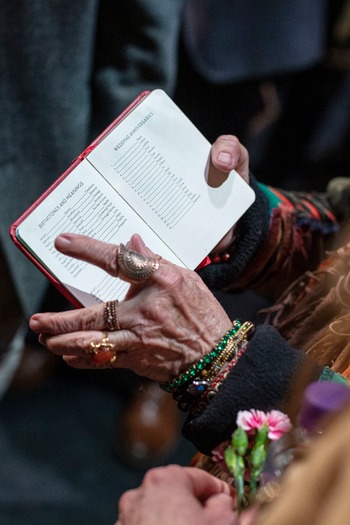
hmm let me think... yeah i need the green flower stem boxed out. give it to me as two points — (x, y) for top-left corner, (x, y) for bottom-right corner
(250, 426), (268, 496)
(224, 446), (246, 513)
(232, 426), (249, 456)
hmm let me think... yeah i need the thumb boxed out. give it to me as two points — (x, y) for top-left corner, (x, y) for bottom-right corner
(207, 135), (239, 188)
(209, 135), (249, 186)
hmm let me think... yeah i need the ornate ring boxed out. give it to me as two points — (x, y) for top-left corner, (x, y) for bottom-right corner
(104, 300), (120, 331)
(89, 331), (117, 367)
(116, 244), (159, 284)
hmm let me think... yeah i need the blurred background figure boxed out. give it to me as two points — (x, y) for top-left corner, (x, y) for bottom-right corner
(0, 0), (184, 470)
(175, 0), (347, 333)
(175, 0), (350, 191)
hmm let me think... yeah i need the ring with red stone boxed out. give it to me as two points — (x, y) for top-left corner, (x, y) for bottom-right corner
(88, 331), (117, 366)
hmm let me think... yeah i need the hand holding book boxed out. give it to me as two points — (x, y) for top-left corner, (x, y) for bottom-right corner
(11, 90), (254, 307)
(28, 132), (252, 379)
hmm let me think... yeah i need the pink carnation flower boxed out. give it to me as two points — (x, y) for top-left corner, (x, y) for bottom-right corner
(266, 409), (292, 440)
(236, 409), (268, 432)
(236, 409), (292, 440)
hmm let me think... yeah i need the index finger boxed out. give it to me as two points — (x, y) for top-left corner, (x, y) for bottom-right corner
(55, 233), (120, 276)
(54, 232), (160, 285)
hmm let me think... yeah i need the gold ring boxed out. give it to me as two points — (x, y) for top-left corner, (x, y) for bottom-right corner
(89, 332), (117, 366)
(89, 331), (114, 353)
(116, 244), (159, 284)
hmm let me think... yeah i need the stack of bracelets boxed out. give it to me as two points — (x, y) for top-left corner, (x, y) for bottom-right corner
(160, 320), (254, 416)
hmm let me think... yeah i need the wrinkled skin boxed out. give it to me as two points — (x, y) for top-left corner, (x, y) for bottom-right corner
(115, 465), (258, 525)
(29, 135), (249, 381)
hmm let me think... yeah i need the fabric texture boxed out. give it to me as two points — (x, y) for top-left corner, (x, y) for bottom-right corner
(188, 180), (348, 453)
(265, 238), (350, 381)
(198, 175), (270, 290)
(1, 0), (98, 314)
(182, 324), (322, 455)
(199, 177), (338, 301)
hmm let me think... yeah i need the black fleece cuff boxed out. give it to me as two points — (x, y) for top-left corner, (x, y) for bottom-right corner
(198, 175), (270, 290)
(182, 324), (322, 455)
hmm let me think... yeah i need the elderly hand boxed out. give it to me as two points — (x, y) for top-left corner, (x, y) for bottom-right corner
(115, 465), (238, 525)
(29, 135), (248, 381)
(29, 233), (231, 380)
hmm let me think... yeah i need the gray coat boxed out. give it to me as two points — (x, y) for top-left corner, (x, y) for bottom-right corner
(0, 0), (183, 315)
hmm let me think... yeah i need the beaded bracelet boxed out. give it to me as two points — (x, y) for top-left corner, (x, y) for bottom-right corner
(168, 322), (254, 414)
(176, 335), (251, 413)
(159, 320), (242, 393)
(205, 344), (249, 401)
(210, 226), (240, 264)
(197, 321), (254, 385)
(183, 321), (254, 398)
(188, 343), (250, 416)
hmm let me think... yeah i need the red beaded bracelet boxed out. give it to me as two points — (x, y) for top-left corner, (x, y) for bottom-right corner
(211, 251), (231, 264)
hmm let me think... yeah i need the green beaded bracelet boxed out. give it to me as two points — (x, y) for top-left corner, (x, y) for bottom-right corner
(160, 320), (242, 393)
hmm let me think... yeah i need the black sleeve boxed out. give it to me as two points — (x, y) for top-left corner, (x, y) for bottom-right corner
(182, 324), (322, 455)
(198, 175), (270, 290)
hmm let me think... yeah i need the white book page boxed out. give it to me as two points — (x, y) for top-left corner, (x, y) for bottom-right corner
(88, 90), (255, 269)
(16, 161), (184, 306)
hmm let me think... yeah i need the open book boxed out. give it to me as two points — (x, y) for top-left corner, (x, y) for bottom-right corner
(10, 89), (255, 307)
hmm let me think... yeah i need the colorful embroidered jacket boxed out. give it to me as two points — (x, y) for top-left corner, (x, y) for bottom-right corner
(183, 175), (349, 455)
(198, 175), (339, 301)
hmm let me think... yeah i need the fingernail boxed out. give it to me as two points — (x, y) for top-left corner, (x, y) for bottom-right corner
(55, 234), (72, 249)
(29, 317), (40, 331)
(218, 152), (232, 165)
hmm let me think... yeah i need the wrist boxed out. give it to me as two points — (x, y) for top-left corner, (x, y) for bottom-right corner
(183, 311), (232, 366)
